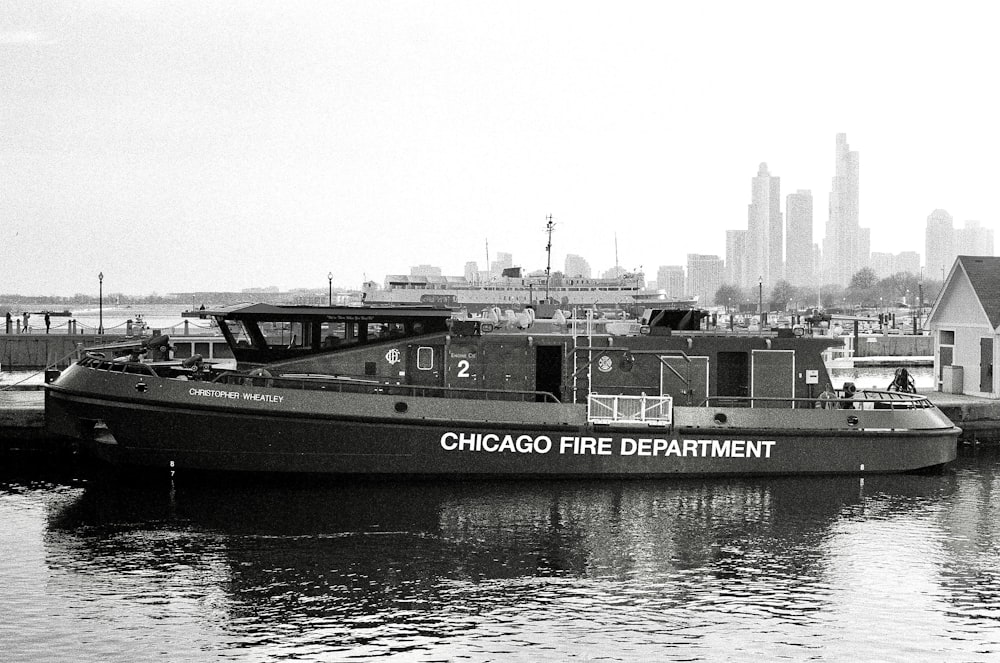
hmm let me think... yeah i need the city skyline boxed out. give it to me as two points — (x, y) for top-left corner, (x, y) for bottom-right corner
(3, 3), (1000, 296)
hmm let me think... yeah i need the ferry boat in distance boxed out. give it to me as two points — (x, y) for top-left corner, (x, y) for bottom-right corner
(44, 303), (960, 478)
(361, 271), (699, 312)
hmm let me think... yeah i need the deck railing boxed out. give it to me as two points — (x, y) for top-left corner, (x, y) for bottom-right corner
(703, 390), (933, 410)
(210, 371), (563, 403)
(588, 393), (673, 425)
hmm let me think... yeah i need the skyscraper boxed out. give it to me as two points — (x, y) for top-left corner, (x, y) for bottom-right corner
(686, 254), (724, 305)
(822, 134), (867, 285)
(564, 254), (591, 278)
(657, 265), (686, 297)
(956, 220), (994, 257)
(747, 163), (783, 289)
(925, 209), (955, 280)
(725, 230), (747, 287)
(490, 252), (513, 279)
(785, 190), (813, 285)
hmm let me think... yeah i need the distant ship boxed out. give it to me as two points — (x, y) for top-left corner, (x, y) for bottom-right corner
(360, 271), (692, 310)
(363, 220), (697, 312)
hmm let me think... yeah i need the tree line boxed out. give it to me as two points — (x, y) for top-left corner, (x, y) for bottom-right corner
(714, 269), (942, 312)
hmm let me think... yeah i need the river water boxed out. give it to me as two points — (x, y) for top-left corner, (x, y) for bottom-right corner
(2, 447), (999, 662)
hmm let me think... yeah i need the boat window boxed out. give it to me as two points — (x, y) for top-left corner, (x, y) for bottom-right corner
(233, 322), (253, 342)
(417, 346), (434, 370)
(286, 322), (306, 349)
(320, 321), (350, 349)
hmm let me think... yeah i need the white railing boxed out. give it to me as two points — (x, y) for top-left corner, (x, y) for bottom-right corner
(587, 393), (673, 426)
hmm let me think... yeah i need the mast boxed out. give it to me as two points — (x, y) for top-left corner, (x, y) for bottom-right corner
(485, 238), (490, 284)
(615, 233), (619, 278)
(545, 214), (554, 303)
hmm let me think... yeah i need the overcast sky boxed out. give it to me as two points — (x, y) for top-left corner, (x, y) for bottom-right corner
(2, 1), (999, 296)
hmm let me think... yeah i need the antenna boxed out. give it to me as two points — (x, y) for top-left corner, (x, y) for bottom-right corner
(615, 233), (620, 277)
(544, 214), (555, 303)
(485, 238), (490, 284)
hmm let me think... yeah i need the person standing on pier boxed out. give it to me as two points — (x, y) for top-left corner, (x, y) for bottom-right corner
(44, 312), (50, 334)
(21, 312), (29, 333)
(4, 311), (10, 334)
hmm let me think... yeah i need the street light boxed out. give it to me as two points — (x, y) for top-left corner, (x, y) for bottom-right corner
(758, 276), (765, 326)
(98, 272), (104, 335)
(327, 272), (333, 306)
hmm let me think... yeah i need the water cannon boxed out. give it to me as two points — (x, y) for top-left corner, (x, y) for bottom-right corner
(146, 334), (171, 361)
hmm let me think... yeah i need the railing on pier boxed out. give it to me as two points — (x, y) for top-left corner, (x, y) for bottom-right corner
(587, 393), (673, 425)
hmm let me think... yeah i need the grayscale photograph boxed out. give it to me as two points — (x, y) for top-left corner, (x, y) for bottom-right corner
(2, 2), (999, 661)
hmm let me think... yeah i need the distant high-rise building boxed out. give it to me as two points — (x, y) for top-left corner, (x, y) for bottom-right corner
(686, 254), (724, 305)
(410, 264), (442, 277)
(870, 252), (894, 279)
(896, 251), (920, 275)
(657, 265), (686, 297)
(564, 254), (591, 278)
(957, 220), (994, 257)
(871, 251), (921, 278)
(822, 133), (867, 285)
(785, 190), (813, 285)
(490, 252), (513, 279)
(463, 261), (479, 283)
(747, 163), (783, 289)
(725, 230), (747, 287)
(925, 209), (955, 280)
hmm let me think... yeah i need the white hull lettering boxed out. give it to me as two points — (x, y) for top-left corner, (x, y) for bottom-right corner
(189, 388), (284, 404)
(439, 432), (553, 454)
(620, 438), (775, 458)
(440, 432), (775, 458)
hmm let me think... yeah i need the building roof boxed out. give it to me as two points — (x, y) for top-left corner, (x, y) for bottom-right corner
(929, 255), (1000, 330)
(958, 256), (1000, 328)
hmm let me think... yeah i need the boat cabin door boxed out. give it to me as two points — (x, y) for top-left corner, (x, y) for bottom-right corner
(535, 345), (562, 402)
(659, 356), (709, 406)
(445, 342), (480, 388)
(751, 349), (795, 407)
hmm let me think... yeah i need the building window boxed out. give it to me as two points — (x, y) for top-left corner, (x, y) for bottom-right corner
(940, 330), (955, 345)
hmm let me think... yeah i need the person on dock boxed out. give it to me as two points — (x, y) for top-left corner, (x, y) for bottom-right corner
(4, 311), (10, 334)
(887, 367), (917, 393)
(44, 312), (50, 334)
(817, 384), (837, 409)
(21, 312), (29, 333)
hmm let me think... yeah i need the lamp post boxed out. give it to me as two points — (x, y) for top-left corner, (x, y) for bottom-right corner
(98, 272), (104, 335)
(758, 276), (764, 327)
(327, 272), (333, 306)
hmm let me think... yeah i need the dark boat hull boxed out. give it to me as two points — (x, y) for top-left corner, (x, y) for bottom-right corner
(45, 365), (959, 478)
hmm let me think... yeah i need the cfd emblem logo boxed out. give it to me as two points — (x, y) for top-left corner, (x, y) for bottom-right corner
(385, 348), (401, 365)
(597, 355), (613, 373)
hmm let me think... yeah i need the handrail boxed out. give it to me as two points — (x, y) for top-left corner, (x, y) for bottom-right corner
(210, 371), (562, 403)
(78, 355), (159, 377)
(703, 390), (933, 410)
(77, 357), (562, 402)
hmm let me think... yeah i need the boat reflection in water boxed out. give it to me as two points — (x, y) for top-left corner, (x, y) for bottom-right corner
(40, 453), (1000, 661)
